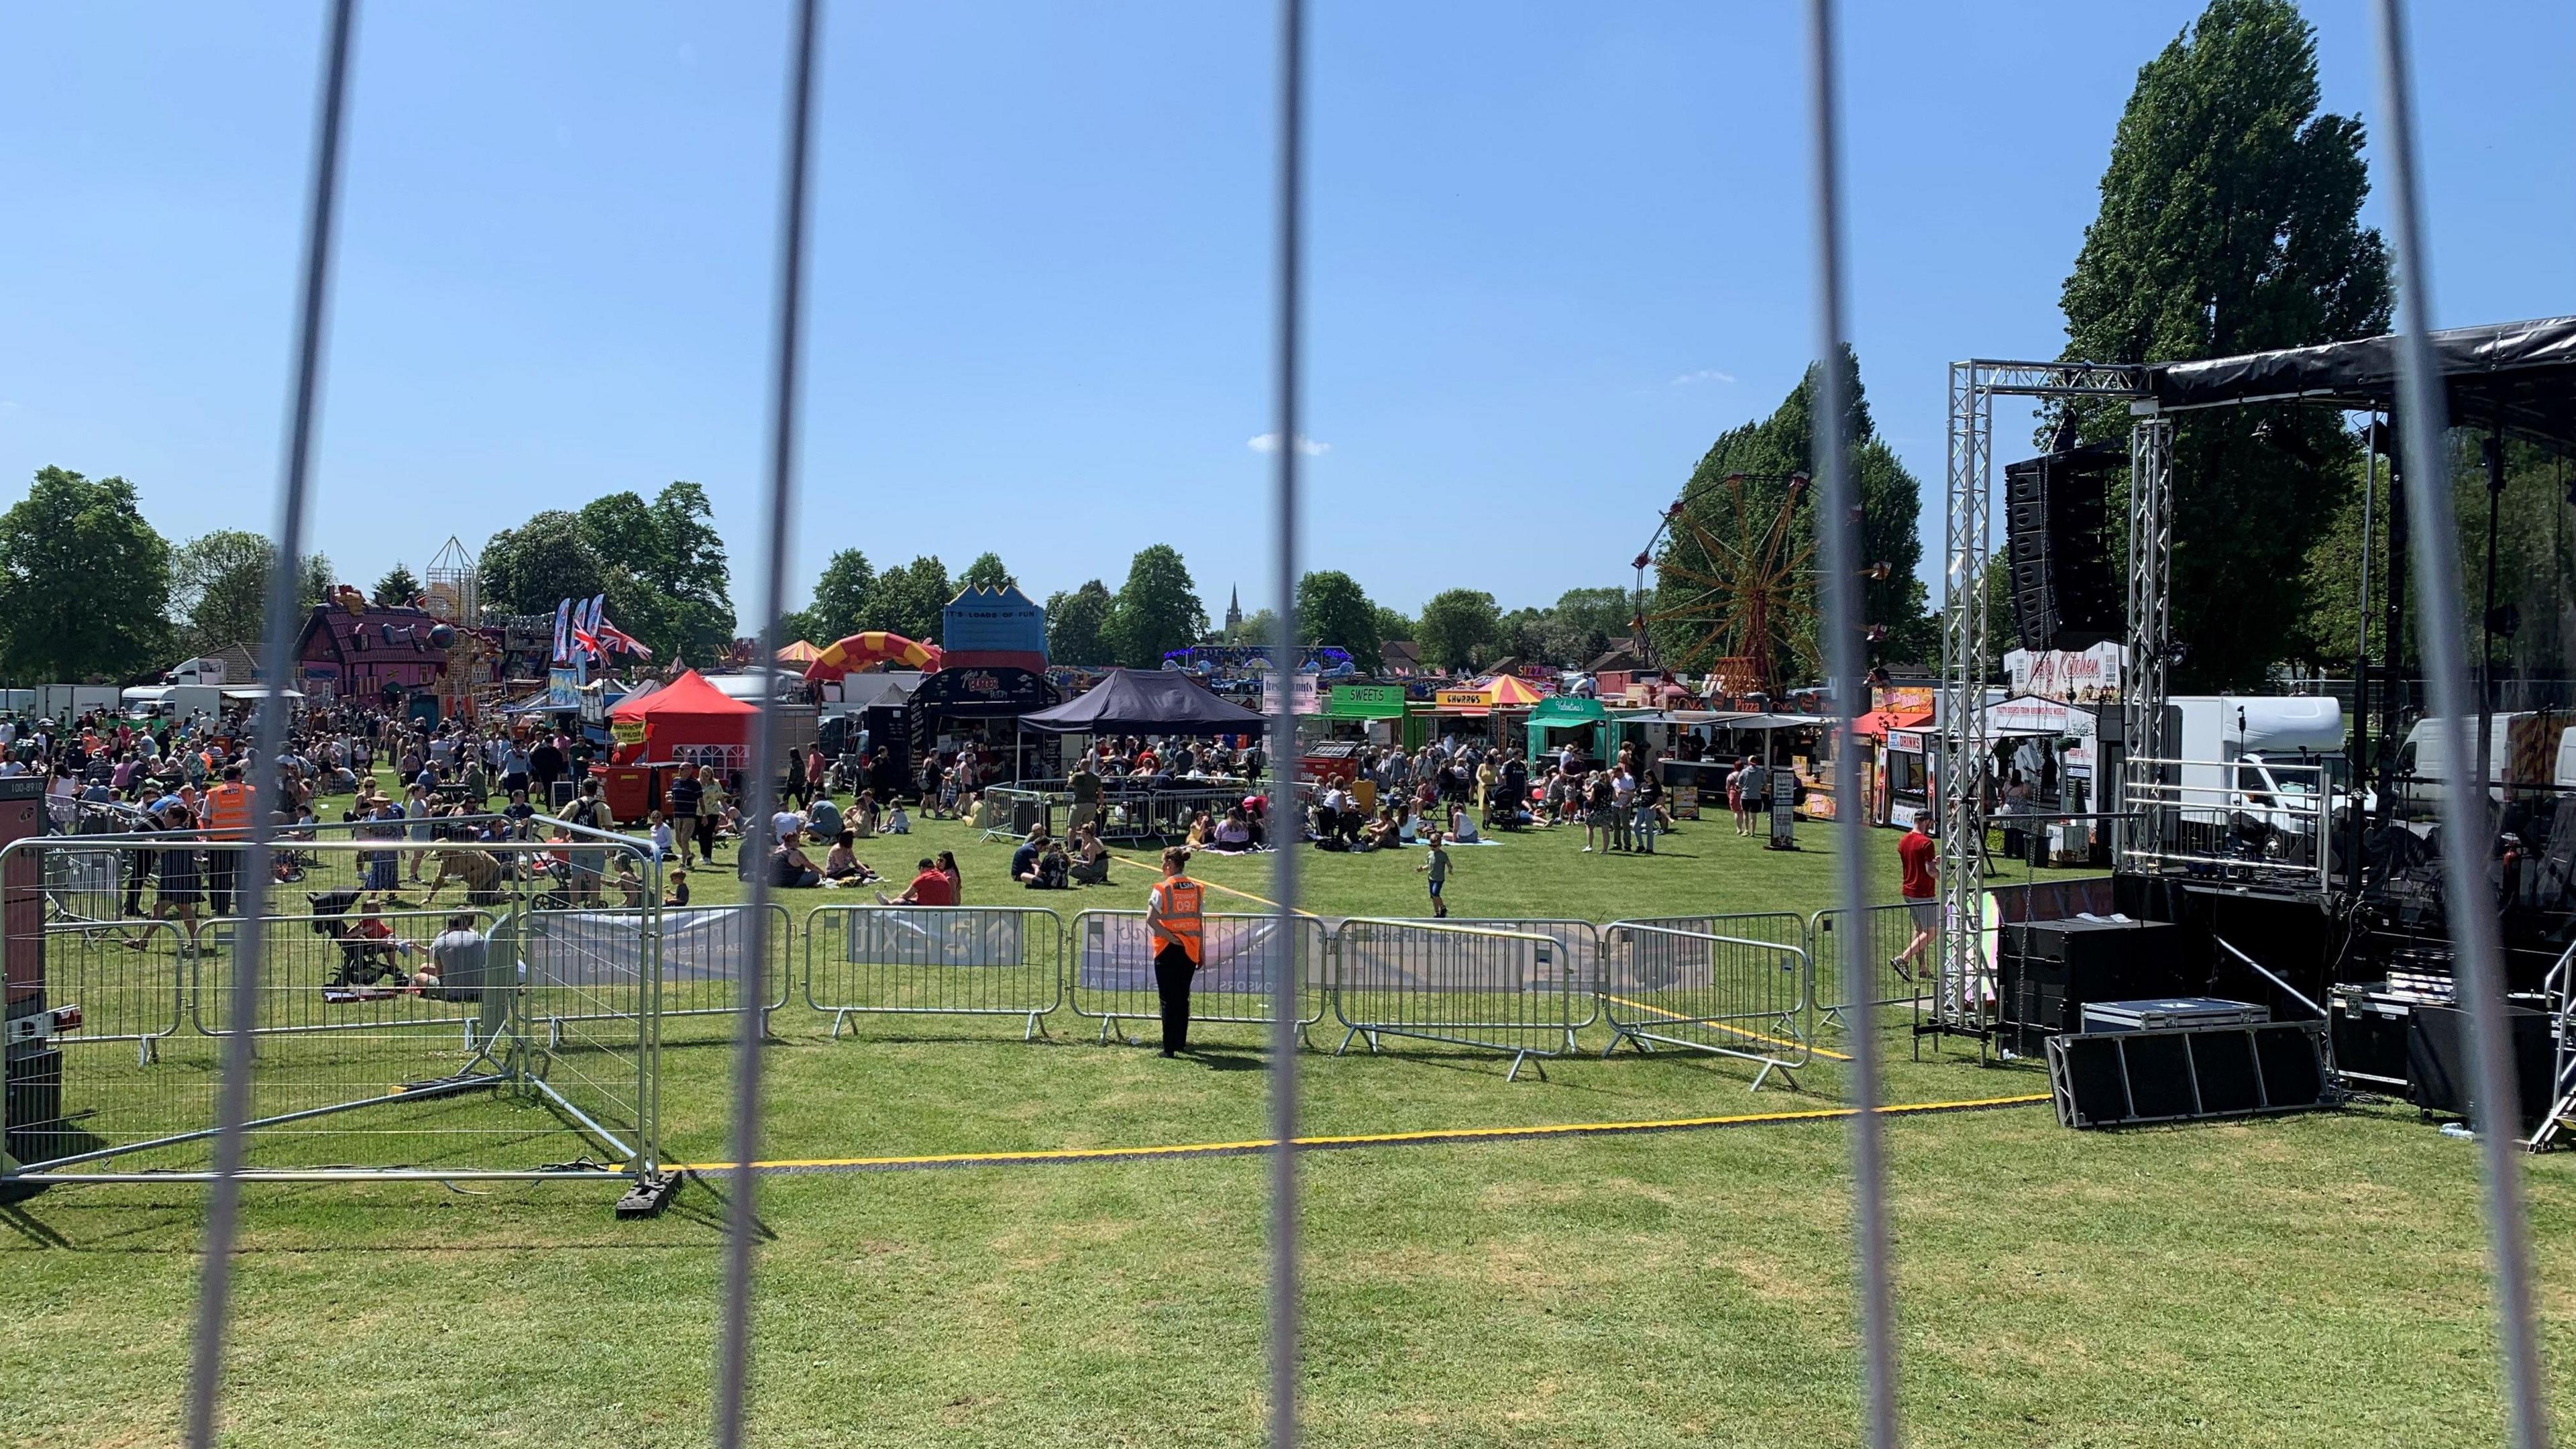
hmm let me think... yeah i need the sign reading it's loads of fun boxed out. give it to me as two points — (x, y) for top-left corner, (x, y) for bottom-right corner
(940, 585), (1048, 662)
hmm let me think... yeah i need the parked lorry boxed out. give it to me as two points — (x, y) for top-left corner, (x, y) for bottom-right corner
(2394, 710), (2576, 804)
(119, 684), (227, 722)
(2144, 696), (2357, 871)
(35, 684), (123, 721)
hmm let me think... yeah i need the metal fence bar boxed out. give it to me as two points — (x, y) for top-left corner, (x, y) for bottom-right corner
(186, 1), (354, 1436)
(802, 903), (1064, 1040)
(2368, 5), (2551, 1442)
(1807, 903), (1929, 1031)
(42, 920), (184, 1061)
(1805, 3), (1898, 1439)
(1328, 917), (1574, 1082)
(1069, 908), (1328, 1043)
(1600, 917), (1812, 1089)
(714, 0), (822, 1438)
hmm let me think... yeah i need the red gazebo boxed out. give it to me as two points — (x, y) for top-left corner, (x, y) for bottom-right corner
(598, 669), (759, 822)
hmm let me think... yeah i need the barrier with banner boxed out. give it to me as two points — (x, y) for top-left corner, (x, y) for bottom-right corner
(1069, 909), (1329, 1044)
(801, 904), (1064, 1040)
(0, 832), (661, 1196)
(523, 902), (791, 1040)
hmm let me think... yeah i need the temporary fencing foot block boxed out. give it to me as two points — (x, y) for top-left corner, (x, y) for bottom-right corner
(616, 1173), (681, 1220)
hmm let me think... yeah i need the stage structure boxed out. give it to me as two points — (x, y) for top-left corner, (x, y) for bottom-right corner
(1933, 320), (2576, 1109)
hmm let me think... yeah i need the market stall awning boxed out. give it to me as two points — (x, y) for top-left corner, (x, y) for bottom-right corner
(1525, 696), (1609, 729)
(606, 667), (757, 757)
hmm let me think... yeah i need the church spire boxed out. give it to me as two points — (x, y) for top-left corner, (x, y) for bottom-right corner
(1226, 584), (1243, 630)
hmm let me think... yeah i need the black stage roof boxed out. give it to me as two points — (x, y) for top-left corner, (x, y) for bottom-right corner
(2148, 315), (2576, 453)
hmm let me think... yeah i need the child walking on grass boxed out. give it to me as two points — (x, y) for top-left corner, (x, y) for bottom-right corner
(1417, 830), (1452, 919)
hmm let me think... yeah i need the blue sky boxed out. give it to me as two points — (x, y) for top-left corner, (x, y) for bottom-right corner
(1, 2), (2568, 631)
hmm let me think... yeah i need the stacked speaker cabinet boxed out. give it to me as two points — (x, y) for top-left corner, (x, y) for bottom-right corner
(2004, 441), (2125, 653)
(2048, 1020), (2332, 1129)
(1, 775), (54, 1165)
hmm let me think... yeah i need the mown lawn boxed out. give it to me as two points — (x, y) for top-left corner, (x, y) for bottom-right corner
(3, 794), (2569, 1446)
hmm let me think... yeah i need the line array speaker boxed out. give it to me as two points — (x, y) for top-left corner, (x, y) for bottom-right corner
(2047, 1020), (2331, 1129)
(2004, 441), (2124, 653)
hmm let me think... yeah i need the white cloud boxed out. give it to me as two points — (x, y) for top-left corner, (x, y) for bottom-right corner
(1670, 369), (1735, 386)
(1247, 433), (1330, 455)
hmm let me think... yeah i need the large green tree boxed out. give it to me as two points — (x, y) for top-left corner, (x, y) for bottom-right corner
(2056, 0), (2389, 688)
(1417, 588), (1501, 672)
(483, 482), (735, 661)
(1654, 351), (1932, 681)
(479, 511), (604, 615)
(869, 555), (953, 643)
(1104, 545), (1207, 667)
(170, 529), (328, 655)
(372, 562), (421, 608)
(1295, 570), (1381, 668)
(958, 551), (1016, 594)
(1044, 579), (1115, 665)
(792, 547), (875, 645)
(0, 467), (172, 682)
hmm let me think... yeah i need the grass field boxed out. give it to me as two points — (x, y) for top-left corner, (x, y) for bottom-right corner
(4, 797), (2571, 1446)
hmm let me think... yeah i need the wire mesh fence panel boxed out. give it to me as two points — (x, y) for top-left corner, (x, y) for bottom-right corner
(1601, 914), (1813, 1089)
(1, 835), (655, 1187)
(1068, 909), (1329, 1043)
(39, 921), (186, 1061)
(1328, 918), (1580, 1081)
(524, 902), (790, 1039)
(191, 908), (500, 1038)
(801, 904), (1065, 1039)
(1808, 902), (1933, 1030)
(518, 889), (658, 1176)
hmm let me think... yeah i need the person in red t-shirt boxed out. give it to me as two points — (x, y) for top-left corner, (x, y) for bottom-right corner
(881, 857), (957, 907)
(1892, 809), (1939, 980)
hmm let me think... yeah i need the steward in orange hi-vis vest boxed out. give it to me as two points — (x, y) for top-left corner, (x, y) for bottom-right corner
(1145, 846), (1205, 1057)
(203, 763), (256, 918)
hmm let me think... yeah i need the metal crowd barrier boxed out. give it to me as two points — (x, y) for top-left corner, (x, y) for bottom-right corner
(40, 920), (184, 1064)
(1601, 913), (1812, 1090)
(1328, 917), (1578, 1081)
(1069, 908), (1329, 1044)
(524, 902), (792, 1042)
(1808, 902), (1931, 1031)
(192, 907), (500, 1041)
(1093, 784), (1250, 843)
(801, 903), (1065, 1040)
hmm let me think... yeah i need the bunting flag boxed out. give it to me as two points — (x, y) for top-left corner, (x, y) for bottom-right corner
(552, 598), (573, 663)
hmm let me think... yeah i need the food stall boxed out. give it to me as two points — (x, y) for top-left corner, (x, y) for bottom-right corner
(598, 667), (758, 822)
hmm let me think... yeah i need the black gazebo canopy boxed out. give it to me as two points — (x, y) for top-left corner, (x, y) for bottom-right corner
(1019, 667), (1269, 736)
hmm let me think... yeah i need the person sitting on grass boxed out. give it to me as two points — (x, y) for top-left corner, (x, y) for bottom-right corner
(849, 790), (877, 838)
(881, 857), (957, 906)
(769, 828), (822, 889)
(664, 867), (691, 908)
(883, 799), (911, 834)
(1360, 806), (1402, 852)
(1209, 806), (1255, 854)
(1026, 837), (1071, 890)
(822, 829), (878, 885)
(1069, 825), (1113, 884)
(1446, 802), (1481, 845)
(1185, 810), (1218, 849)
(1010, 827), (1049, 884)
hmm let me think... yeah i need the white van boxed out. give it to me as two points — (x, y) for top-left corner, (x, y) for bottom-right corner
(2394, 712), (2576, 804)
